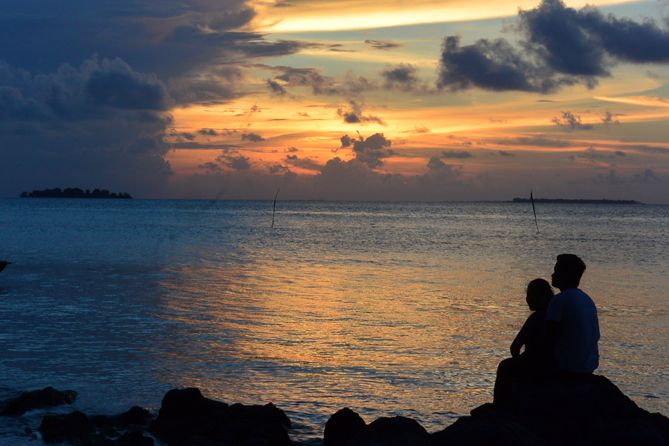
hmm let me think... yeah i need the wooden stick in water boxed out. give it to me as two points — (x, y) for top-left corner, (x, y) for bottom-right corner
(271, 188), (280, 229)
(531, 190), (539, 234)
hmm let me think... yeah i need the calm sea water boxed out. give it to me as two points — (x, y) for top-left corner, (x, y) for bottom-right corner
(0, 199), (667, 443)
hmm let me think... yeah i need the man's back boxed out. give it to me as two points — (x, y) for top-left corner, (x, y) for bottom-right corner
(546, 288), (600, 373)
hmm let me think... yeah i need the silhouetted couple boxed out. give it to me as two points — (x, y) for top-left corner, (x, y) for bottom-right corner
(493, 254), (600, 406)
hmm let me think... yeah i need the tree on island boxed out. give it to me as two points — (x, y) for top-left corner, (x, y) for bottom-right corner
(20, 188), (132, 199)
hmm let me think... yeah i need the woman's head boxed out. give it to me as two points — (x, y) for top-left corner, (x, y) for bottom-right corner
(526, 278), (553, 311)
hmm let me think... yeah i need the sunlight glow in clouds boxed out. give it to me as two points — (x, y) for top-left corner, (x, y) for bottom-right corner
(260, 0), (634, 32)
(595, 96), (669, 108)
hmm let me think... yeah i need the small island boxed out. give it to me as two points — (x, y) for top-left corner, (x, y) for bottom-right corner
(20, 188), (132, 199)
(512, 198), (641, 205)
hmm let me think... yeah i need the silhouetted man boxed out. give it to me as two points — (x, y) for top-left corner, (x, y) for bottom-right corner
(547, 254), (600, 375)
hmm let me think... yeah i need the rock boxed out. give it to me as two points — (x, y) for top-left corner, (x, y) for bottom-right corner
(1, 386), (77, 416)
(431, 374), (669, 446)
(229, 402), (292, 429)
(39, 411), (94, 444)
(513, 374), (640, 418)
(430, 413), (545, 446)
(116, 431), (154, 446)
(92, 406), (153, 430)
(151, 387), (292, 446)
(324, 409), (428, 446)
(355, 416), (429, 446)
(39, 407), (153, 446)
(324, 408), (367, 446)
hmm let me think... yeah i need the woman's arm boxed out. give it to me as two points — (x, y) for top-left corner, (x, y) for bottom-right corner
(510, 319), (529, 357)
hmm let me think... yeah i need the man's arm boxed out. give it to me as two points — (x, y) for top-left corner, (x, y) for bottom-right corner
(544, 320), (559, 366)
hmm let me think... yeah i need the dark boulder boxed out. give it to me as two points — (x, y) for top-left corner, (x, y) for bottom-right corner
(324, 409), (429, 446)
(92, 406), (153, 430)
(151, 387), (292, 446)
(354, 416), (429, 446)
(39, 411), (94, 444)
(229, 402), (292, 429)
(431, 374), (669, 446)
(1, 386), (77, 416)
(116, 431), (154, 446)
(324, 408), (367, 446)
(430, 410), (544, 446)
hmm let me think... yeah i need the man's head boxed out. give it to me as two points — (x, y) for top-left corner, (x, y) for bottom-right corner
(551, 254), (586, 290)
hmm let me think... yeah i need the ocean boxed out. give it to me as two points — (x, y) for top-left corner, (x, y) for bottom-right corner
(0, 199), (667, 444)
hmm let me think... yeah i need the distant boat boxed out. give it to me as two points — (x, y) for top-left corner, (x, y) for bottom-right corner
(0, 261), (10, 273)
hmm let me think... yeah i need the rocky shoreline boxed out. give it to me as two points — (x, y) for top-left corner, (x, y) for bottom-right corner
(1, 375), (667, 445)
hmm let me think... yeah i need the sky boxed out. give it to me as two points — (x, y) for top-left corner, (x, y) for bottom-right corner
(2, 0), (669, 202)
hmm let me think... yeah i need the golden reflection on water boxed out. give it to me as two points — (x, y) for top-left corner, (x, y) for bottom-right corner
(154, 252), (532, 436)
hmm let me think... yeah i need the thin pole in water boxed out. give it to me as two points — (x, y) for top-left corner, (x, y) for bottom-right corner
(530, 190), (539, 234)
(271, 188), (280, 229)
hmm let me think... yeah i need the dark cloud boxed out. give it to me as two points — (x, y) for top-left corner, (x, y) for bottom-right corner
(199, 161), (223, 173)
(0, 1), (306, 83)
(425, 157), (461, 179)
(215, 153), (251, 170)
(518, 0), (608, 77)
(267, 65), (375, 97)
(286, 147), (299, 153)
(337, 100), (385, 125)
(344, 133), (394, 168)
(171, 142), (237, 150)
(198, 128), (218, 136)
(268, 164), (291, 175)
(0, 57), (172, 197)
(382, 64), (419, 90)
(340, 135), (354, 149)
(570, 146), (628, 161)
(497, 150), (515, 157)
(491, 136), (572, 148)
(266, 79), (287, 95)
(241, 132), (265, 142)
(364, 40), (401, 50)
(272, 66), (340, 95)
(84, 60), (169, 110)
(438, 0), (669, 93)
(520, 0), (669, 72)
(179, 132), (196, 141)
(601, 111), (621, 126)
(327, 44), (355, 53)
(285, 154), (322, 171)
(167, 72), (242, 106)
(441, 150), (473, 159)
(552, 111), (593, 130)
(427, 156), (446, 170)
(438, 35), (576, 93)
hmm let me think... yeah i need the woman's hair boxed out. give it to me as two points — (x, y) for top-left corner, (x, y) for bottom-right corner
(526, 278), (554, 311)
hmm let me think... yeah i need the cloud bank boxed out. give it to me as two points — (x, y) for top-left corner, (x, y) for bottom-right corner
(438, 0), (669, 93)
(0, 0), (307, 197)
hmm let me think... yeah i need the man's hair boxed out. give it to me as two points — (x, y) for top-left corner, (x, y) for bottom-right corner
(556, 254), (586, 286)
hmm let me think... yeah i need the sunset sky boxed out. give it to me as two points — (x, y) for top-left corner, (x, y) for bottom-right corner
(2, 0), (669, 201)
